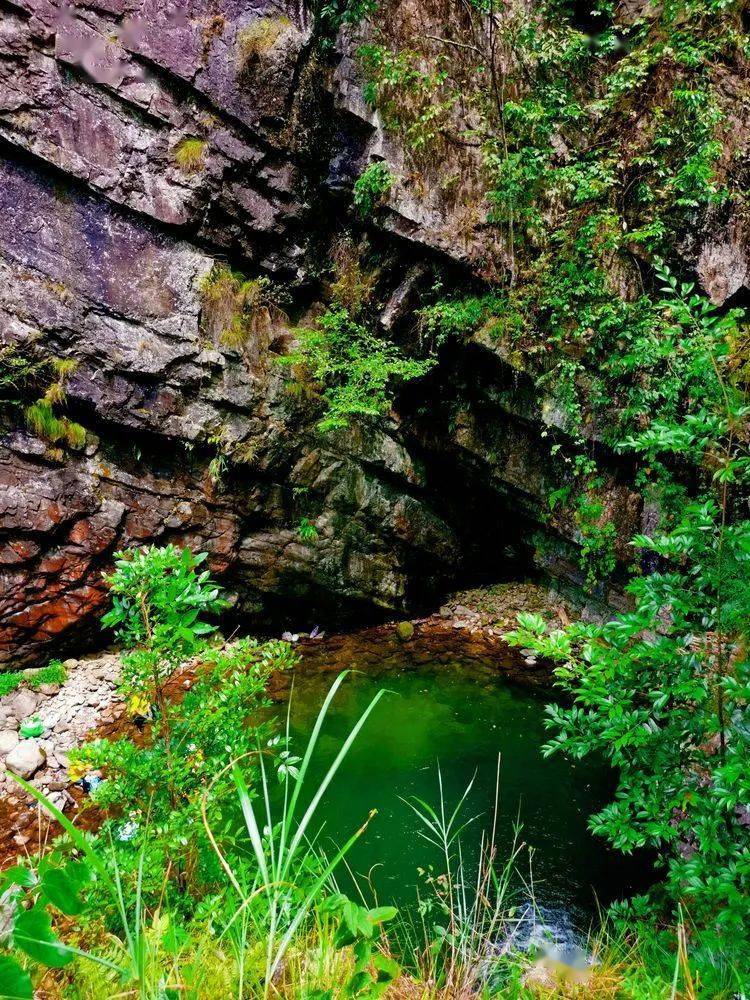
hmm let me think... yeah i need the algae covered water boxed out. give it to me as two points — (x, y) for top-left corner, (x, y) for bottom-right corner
(285, 664), (651, 929)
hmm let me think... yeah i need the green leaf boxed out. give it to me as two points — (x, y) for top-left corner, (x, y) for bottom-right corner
(345, 970), (372, 996)
(366, 906), (397, 925)
(161, 918), (189, 955)
(13, 906), (74, 968)
(0, 955), (33, 1000)
(373, 953), (400, 982)
(19, 717), (44, 739)
(352, 937), (372, 974)
(40, 861), (91, 916)
(0, 867), (35, 894)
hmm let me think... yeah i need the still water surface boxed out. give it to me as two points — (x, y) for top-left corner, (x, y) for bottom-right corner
(284, 664), (650, 932)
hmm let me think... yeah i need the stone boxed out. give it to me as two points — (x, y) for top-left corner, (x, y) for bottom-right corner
(8, 691), (37, 721)
(5, 740), (46, 779)
(0, 731), (19, 754)
(0, 0), (734, 679)
(395, 621), (415, 642)
(47, 792), (67, 811)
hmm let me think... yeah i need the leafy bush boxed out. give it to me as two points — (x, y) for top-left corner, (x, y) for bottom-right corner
(67, 546), (297, 908)
(283, 306), (434, 431)
(353, 162), (395, 217)
(507, 270), (750, 986)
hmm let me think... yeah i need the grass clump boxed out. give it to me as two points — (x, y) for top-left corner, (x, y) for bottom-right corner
(328, 237), (380, 317)
(200, 264), (286, 352)
(0, 659), (67, 698)
(25, 357), (85, 449)
(173, 137), (207, 173)
(0, 348), (86, 450)
(236, 16), (291, 68)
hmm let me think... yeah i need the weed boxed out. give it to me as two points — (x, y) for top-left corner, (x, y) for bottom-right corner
(237, 16), (291, 68)
(173, 137), (207, 173)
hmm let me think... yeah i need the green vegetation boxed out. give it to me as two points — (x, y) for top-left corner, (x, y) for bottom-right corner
(298, 516), (319, 542)
(359, 44), (457, 161)
(174, 138), (207, 173)
(348, 0), (750, 987)
(0, 346), (86, 450)
(282, 306), (433, 431)
(311, 0), (379, 44)
(3, 0), (749, 992)
(506, 259), (750, 990)
(0, 660), (67, 699)
(0, 546), (727, 997)
(0, 549), (397, 998)
(353, 162), (395, 217)
(200, 264), (286, 351)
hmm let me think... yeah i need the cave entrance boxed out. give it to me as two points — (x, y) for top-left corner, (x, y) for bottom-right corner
(397, 339), (544, 613)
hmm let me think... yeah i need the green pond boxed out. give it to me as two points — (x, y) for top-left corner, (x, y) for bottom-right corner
(283, 663), (651, 935)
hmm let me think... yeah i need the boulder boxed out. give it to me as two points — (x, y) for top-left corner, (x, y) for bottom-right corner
(395, 621), (415, 642)
(8, 691), (37, 721)
(5, 739), (46, 779)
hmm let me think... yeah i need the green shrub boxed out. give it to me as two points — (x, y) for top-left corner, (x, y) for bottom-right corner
(507, 271), (750, 984)
(66, 545), (296, 908)
(282, 306), (433, 431)
(353, 162), (395, 217)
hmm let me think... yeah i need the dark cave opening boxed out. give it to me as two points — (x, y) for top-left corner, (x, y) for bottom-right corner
(394, 340), (547, 610)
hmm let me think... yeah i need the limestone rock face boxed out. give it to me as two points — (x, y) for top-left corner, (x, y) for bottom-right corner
(0, 0), (462, 665)
(0, 0), (744, 668)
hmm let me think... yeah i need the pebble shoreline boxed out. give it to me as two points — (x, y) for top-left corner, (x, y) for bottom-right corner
(0, 651), (123, 846)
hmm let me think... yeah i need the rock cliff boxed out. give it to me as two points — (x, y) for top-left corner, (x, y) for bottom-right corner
(0, 0), (745, 666)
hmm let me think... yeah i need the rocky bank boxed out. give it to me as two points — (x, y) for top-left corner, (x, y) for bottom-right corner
(0, 578), (567, 860)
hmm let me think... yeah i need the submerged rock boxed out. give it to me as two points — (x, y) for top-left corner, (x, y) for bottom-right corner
(395, 621), (415, 641)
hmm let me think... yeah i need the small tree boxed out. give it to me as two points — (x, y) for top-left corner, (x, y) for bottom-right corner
(70, 545), (297, 906)
(103, 546), (224, 759)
